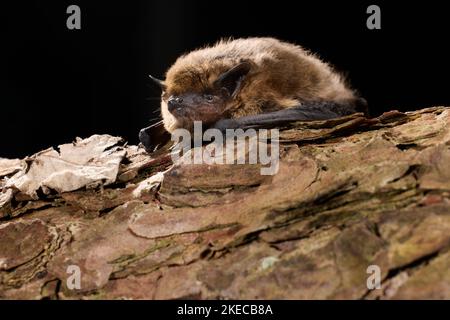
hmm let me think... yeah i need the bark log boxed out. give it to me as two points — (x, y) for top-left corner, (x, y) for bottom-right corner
(1, 107), (450, 299)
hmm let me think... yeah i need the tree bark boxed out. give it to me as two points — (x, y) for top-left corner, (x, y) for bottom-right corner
(1, 107), (450, 299)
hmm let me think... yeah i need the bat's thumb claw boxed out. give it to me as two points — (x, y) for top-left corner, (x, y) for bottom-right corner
(139, 127), (153, 152)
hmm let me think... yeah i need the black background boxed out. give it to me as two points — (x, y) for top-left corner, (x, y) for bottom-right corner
(1, 299), (446, 319)
(3, 0), (450, 158)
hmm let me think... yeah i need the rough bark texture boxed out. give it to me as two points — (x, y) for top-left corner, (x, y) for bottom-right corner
(1, 107), (450, 300)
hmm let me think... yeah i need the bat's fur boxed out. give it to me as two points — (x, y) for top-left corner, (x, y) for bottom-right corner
(157, 37), (367, 133)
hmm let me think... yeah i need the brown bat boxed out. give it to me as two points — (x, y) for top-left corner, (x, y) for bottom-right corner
(139, 37), (368, 151)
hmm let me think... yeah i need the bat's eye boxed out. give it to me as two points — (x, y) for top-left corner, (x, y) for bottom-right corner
(204, 94), (214, 102)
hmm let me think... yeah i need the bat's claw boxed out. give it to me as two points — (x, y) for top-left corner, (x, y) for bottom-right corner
(138, 122), (171, 153)
(139, 127), (153, 152)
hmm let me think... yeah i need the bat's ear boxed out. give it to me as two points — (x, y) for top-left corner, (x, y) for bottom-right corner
(149, 75), (167, 91)
(214, 61), (252, 98)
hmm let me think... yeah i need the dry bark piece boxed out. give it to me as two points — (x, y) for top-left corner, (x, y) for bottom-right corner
(5, 135), (126, 199)
(0, 158), (25, 177)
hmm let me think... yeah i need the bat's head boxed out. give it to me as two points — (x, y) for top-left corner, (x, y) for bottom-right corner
(150, 61), (252, 133)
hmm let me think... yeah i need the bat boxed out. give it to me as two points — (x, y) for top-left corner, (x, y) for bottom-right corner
(139, 37), (368, 150)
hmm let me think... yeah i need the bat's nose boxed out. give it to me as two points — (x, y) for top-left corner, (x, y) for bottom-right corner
(168, 96), (183, 112)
